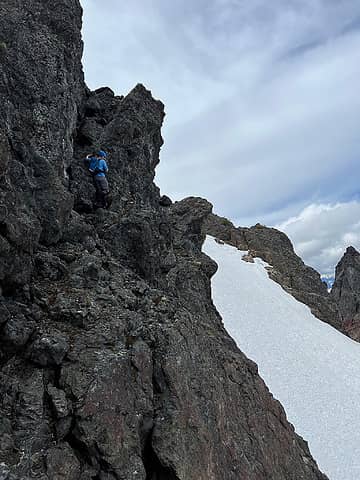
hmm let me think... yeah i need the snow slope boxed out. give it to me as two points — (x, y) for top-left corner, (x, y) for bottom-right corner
(203, 236), (360, 480)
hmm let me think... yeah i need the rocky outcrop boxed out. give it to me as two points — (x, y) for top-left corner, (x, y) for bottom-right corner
(0, 0), (85, 293)
(331, 246), (360, 340)
(0, 199), (329, 480)
(205, 213), (343, 332)
(0, 1), (329, 479)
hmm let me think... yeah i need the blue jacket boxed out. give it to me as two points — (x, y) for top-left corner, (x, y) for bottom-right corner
(87, 157), (108, 177)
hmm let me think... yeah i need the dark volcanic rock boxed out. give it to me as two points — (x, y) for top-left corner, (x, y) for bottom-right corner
(46, 444), (81, 480)
(1, 315), (35, 350)
(0, 2), (329, 480)
(159, 195), (172, 207)
(205, 212), (343, 332)
(70, 82), (164, 217)
(28, 332), (69, 367)
(331, 246), (360, 340)
(0, 0), (85, 293)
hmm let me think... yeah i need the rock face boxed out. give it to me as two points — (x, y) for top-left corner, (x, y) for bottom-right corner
(331, 246), (360, 340)
(0, 2), (329, 479)
(205, 213), (343, 332)
(0, 0), (85, 292)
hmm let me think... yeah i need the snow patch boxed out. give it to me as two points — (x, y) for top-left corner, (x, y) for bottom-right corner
(204, 235), (360, 480)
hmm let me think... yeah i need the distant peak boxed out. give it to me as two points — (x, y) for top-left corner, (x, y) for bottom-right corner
(345, 246), (360, 256)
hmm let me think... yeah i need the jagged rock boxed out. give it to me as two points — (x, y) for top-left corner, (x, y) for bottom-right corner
(0, 206), (8, 224)
(34, 252), (68, 281)
(0, 0), (85, 290)
(160, 251), (176, 272)
(159, 195), (172, 207)
(47, 386), (70, 419)
(46, 445), (81, 480)
(71, 83), (165, 216)
(0, 1), (329, 479)
(170, 197), (213, 251)
(205, 212), (342, 332)
(0, 419), (16, 465)
(331, 246), (360, 340)
(60, 343), (153, 480)
(242, 252), (255, 263)
(0, 466), (8, 480)
(1, 315), (35, 349)
(61, 212), (97, 245)
(0, 304), (11, 325)
(28, 333), (69, 367)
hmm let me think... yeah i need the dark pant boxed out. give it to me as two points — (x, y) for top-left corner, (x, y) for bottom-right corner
(93, 176), (110, 208)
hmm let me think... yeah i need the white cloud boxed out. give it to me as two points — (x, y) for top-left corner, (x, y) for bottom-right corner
(80, 1), (360, 272)
(276, 202), (360, 275)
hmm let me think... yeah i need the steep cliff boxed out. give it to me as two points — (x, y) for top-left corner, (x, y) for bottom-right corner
(0, 0), (85, 292)
(331, 246), (360, 341)
(0, 1), (328, 479)
(205, 212), (343, 332)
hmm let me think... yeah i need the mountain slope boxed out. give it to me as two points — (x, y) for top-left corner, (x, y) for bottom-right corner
(205, 212), (343, 332)
(0, 1), (328, 479)
(204, 236), (360, 480)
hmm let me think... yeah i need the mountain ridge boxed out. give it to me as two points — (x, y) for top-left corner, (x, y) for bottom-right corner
(204, 210), (360, 339)
(0, 1), (335, 479)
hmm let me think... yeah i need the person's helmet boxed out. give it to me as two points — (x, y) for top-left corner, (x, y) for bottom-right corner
(98, 150), (107, 158)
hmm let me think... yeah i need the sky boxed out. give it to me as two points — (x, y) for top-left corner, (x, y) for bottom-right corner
(80, 0), (360, 276)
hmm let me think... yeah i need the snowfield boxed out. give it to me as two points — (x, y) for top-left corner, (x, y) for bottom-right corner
(204, 236), (360, 480)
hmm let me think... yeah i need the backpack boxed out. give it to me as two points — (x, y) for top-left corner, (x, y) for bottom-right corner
(87, 157), (104, 175)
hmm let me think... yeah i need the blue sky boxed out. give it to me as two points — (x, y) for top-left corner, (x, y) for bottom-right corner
(80, 1), (360, 275)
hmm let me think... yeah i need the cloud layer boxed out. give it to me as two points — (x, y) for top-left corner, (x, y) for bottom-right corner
(277, 201), (360, 276)
(80, 1), (360, 274)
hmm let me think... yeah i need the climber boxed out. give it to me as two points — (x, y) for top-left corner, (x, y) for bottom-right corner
(84, 150), (111, 209)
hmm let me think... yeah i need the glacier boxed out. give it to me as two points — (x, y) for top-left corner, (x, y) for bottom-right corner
(204, 236), (360, 480)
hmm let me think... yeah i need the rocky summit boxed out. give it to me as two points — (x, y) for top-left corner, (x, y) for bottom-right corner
(331, 246), (360, 341)
(0, 1), (329, 479)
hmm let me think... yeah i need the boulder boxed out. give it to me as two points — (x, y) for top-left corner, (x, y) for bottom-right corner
(159, 195), (172, 207)
(1, 315), (35, 349)
(28, 333), (69, 367)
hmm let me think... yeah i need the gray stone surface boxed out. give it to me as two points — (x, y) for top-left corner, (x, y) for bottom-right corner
(331, 246), (360, 340)
(0, 1), (328, 479)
